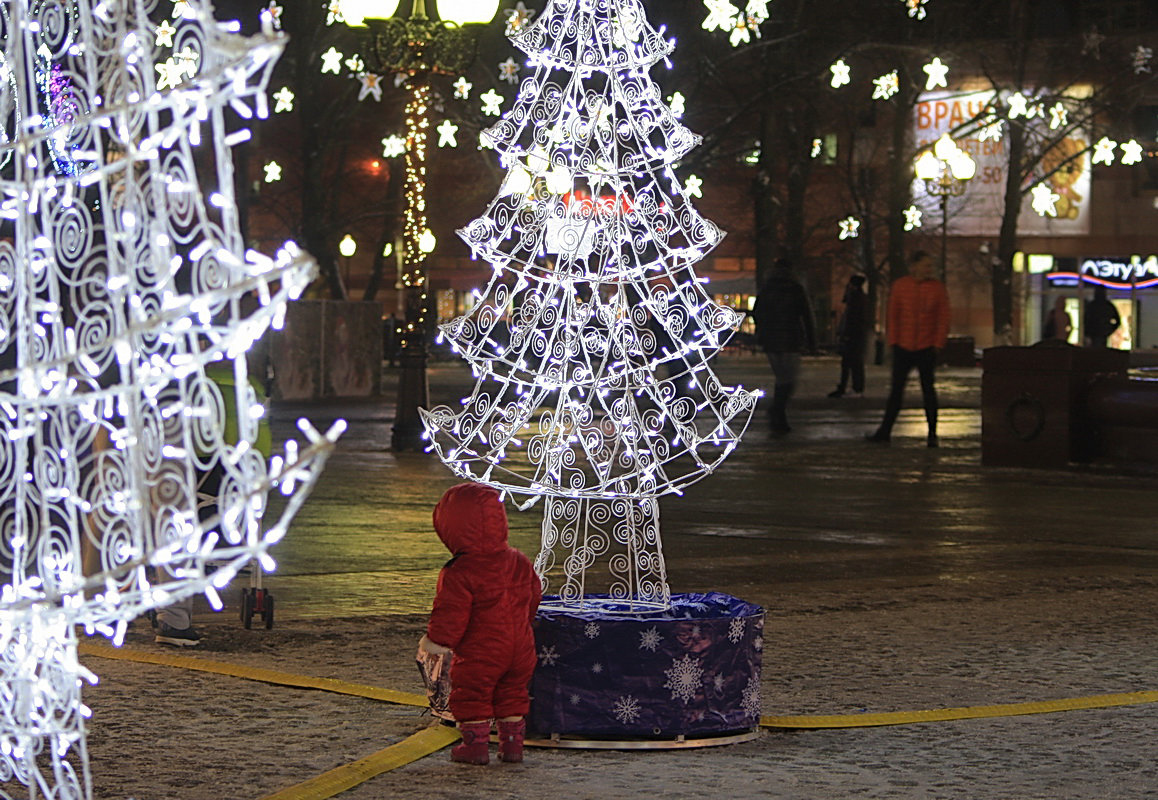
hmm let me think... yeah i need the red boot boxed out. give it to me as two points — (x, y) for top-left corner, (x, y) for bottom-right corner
(451, 721), (491, 765)
(497, 718), (526, 763)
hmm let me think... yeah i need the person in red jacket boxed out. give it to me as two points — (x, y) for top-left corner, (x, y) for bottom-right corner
(866, 251), (951, 447)
(418, 482), (542, 764)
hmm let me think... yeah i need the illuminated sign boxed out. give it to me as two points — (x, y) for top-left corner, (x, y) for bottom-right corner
(1047, 255), (1158, 289)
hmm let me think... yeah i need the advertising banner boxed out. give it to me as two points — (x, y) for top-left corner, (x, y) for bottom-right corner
(914, 90), (1091, 237)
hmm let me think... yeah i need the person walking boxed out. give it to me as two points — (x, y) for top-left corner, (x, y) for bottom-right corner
(753, 258), (816, 434)
(828, 274), (868, 398)
(866, 251), (950, 448)
(1042, 296), (1073, 343)
(1084, 285), (1120, 348)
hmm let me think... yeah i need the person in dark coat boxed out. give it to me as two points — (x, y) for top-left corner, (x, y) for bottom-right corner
(1084, 285), (1120, 348)
(418, 483), (542, 764)
(752, 258), (816, 434)
(828, 275), (868, 398)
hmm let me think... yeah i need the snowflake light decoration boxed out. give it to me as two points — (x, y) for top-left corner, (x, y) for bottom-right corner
(1134, 46), (1154, 75)
(480, 88), (504, 116)
(830, 59), (851, 89)
(1092, 136), (1118, 166)
(903, 205), (923, 231)
(382, 134), (408, 157)
(1120, 139), (1145, 166)
(421, 0), (758, 611)
(1030, 183), (1060, 217)
(357, 72), (383, 102)
(437, 120), (460, 148)
(922, 57), (948, 90)
(0, 2), (339, 797)
(840, 216), (861, 239)
(872, 70), (900, 100)
(902, 0), (929, 19)
(453, 76), (473, 100)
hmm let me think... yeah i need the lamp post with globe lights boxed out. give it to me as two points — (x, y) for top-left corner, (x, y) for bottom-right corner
(344, 0), (501, 450)
(915, 133), (976, 281)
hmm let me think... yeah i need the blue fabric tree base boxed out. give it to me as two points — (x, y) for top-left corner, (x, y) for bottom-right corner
(529, 592), (764, 738)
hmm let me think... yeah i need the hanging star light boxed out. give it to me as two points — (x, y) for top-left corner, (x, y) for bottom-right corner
(0, 2), (340, 797)
(978, 116), (1004, 142)
(453, 76), (473, 99)
(902, 0), (929, 19)
(505, 1), (536, 34)
(1092, 136), (1118, 166)
(346, 54), (365, 73)
(729, 14), (758, 47)
(830, 59), (851, 88)
(155, 19), (177, 47)
(1030, 183), (1060, 217)
(1134, 45), (1154, 74)
(424, 0), (758, 612)
(702, 0), (740, 33)
(1120, 139), (1145, 166)
(437, 119), (460, 148)
(265, 1), (284, 30)
(668, 92), (686, 118)
(1082, 27), (1104, 58)
(872, 70), (899, 100)
(1007, 92), (1029, 118)
(358, 72), (383, 102)
(903, 205), (923, 231)
(480, 88), (504, 116)
(922, 57), (949, 90)
(264, 160), (283, 182)
(325, 0), (346, 26)
(382, 134), (408, 157)
(499, 57), (521, 85)
(273, 86), (295, 112)
(810, 138), (822, 158)
(684, 174), (704, 198)
(1049, 102), (1068, 130)
(839, 216), (861, 239)
(320, 46), (343, 74)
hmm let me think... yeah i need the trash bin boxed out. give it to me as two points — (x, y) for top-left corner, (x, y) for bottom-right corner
(981, 344), (1128, 468)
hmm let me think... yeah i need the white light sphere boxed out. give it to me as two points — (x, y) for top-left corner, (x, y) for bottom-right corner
(343, 0), (401, 25)
(437, 0), (500, 24)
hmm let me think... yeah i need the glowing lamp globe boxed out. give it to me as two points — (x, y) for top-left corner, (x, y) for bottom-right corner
(339, 234), (358, 257)
(914, 150), (940, 181)
(437, 0), (500, 24)
(933, 132), (959, 161)
(949, 151), (976, 181)
(343, 0), (401, 25)
(419, 228), (438, 253)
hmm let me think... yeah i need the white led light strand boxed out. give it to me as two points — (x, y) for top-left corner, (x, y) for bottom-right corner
(0, 2), (340, 797)
(421, 0), (759, 613)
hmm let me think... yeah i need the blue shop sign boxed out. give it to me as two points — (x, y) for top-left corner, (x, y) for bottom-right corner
(1047, 256), (1158, 289)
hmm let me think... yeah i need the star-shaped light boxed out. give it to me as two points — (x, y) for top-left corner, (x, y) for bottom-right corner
(903, 205), (923, 231)
(1007, 92), (1029, 118)
(703, 0), (740, 33)
(1049, 102), (1068, 130)
(381, 135), (407, 158)
(263, 161), (282, 183)
(346, 55), (365, 73)
(498, 57), (521, 85)
(668, 92), (686, 118)
(1120, 139), (1144, 166)
(481, 88), (504, 117)
(903, 0), (929, 20)
(504, 1), (536, 34)
(1082, 27), (1104, 58)
(321, 47), (343, 75)
(273, 87), (295, 113)
(155, 57), (185, 90)
(325, 0), (346, 26)
(978, 118), (1004, 142)
(155, 20), (176, 48)
(1134, 46), (1153, 75)
(171, 0), (193, 19)
(175, 47), (199, 78)
(1030, 183), (1059, 217)
(437, 120), (459, 148)
(684, 174), (704, 198)
(839, 216), (861, 240)
(872, 71), (899, 101)
(265, 2), (284, 30)
(830, 59), (851, 88)
(729, 15), (758, 47)
(453, 77), (473, 100)
(1092, 136), (1117, 166)
(922, 57), (949, 90)
(811, 138), (822, 158)
(746, 0), (771, 23)
(358, 73), (383, 102)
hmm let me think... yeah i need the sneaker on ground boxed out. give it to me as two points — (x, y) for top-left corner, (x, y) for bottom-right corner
(155, 623), (202, 647)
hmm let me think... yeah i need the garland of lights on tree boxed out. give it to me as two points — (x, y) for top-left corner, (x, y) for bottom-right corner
(420, 0), (759, 612)
(0, 2), (340, 797)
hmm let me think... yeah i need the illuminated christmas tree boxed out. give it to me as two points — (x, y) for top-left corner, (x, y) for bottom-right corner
(422, 0), (759, 611)
(0, 2), (339, 796)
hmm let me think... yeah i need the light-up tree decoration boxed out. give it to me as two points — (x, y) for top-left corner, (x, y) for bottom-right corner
(0, 2), (340, 797)
(421, 0), (759, 612)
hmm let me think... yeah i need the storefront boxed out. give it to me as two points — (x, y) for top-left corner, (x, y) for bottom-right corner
(1032, 254), (1158, 350)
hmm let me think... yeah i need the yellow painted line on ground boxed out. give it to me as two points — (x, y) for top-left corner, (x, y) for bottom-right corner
(78, 642), (428, 707)
(761, 690), (1158, 729)
(257, 724), (460, 800)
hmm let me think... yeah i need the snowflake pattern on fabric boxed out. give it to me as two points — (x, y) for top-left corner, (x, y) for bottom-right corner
(612, 695), (642, 725)
(539, 645), (560, 667)
(713, 673), (725, 692)
(741, 676), (762, 718)
(639, 627), (662, 652)
(663, 654), (704, 705)
(754, 636), (764, 652)
(584, 622), (601, 639)
(727, 617), (745, 643)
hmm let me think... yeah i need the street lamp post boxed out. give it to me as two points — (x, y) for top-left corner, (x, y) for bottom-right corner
(915, 133), (976, 281)
(345, 0), (500, 451)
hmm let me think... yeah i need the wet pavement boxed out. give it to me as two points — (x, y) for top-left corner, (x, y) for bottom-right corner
(154, 353), (1158, 799)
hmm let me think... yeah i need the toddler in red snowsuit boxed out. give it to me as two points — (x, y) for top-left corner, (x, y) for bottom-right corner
(418, 483), (542, 764)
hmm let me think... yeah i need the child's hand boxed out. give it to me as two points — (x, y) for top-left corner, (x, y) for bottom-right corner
(418, 634), (452, 657)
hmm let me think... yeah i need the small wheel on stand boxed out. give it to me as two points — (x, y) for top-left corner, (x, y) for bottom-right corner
(262, 593), (275, 629)
(241, 588), (255, 630)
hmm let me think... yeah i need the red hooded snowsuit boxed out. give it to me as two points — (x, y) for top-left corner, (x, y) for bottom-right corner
(427, 483), (542, 722)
